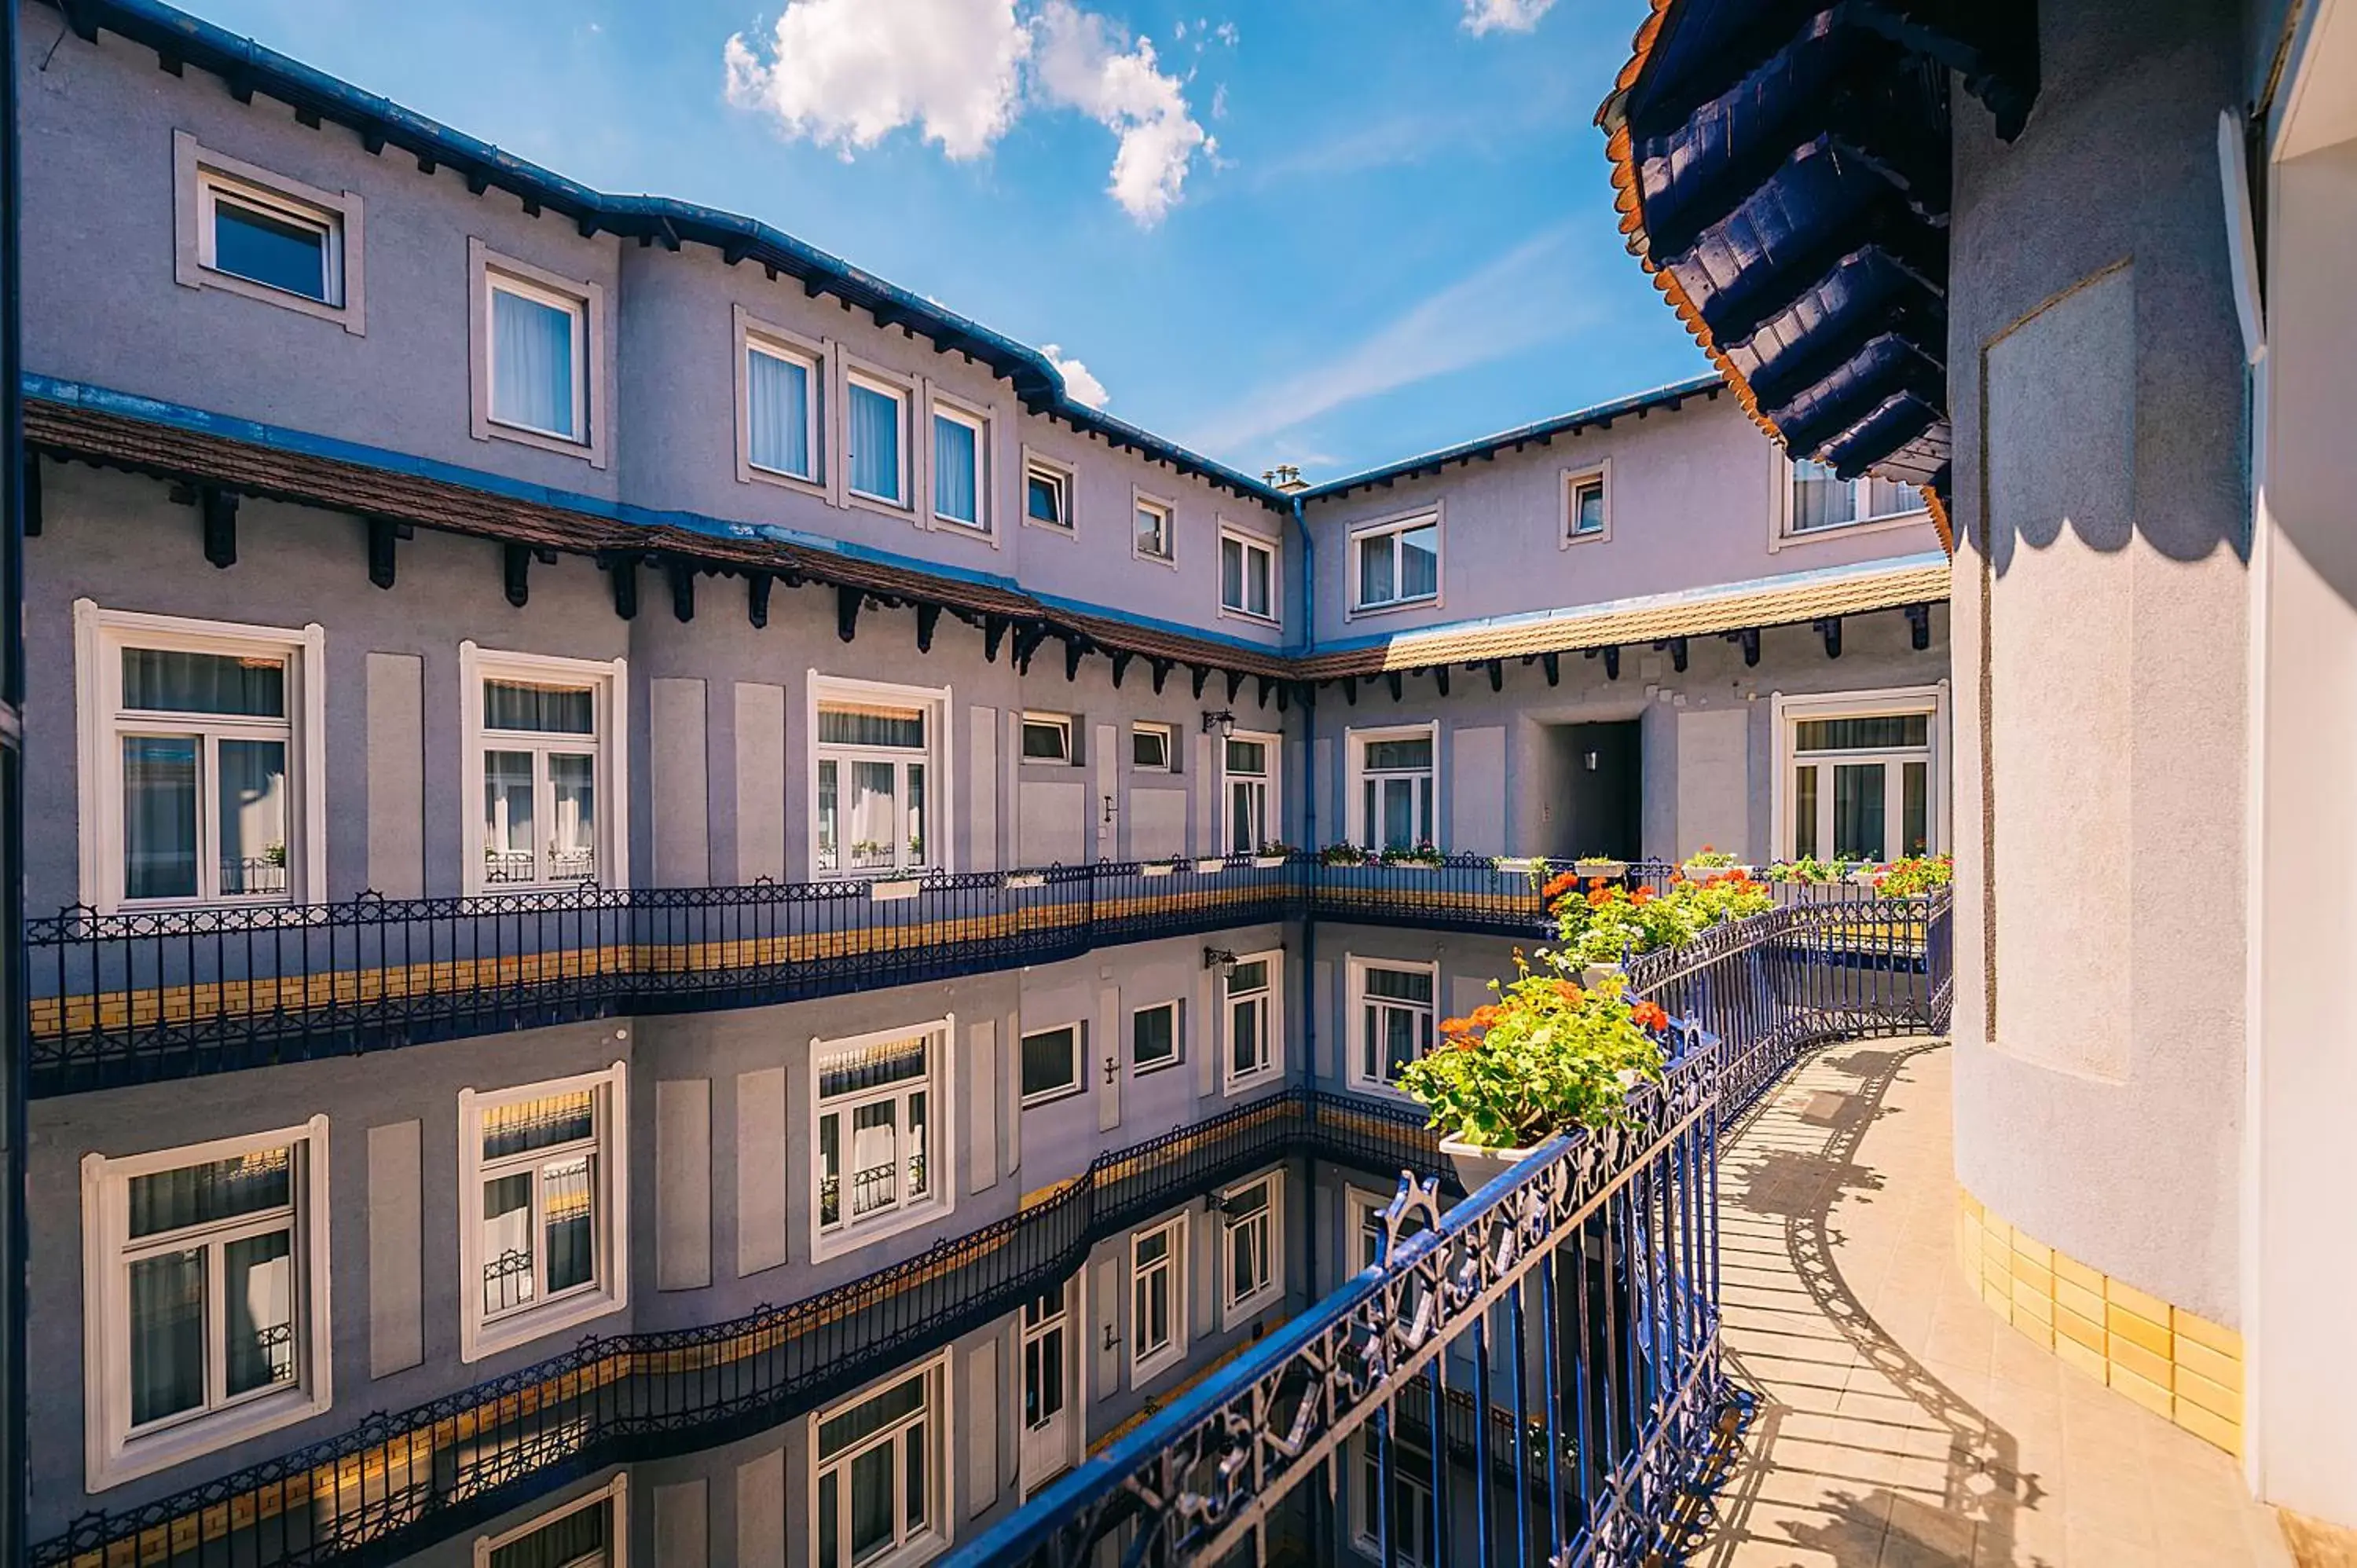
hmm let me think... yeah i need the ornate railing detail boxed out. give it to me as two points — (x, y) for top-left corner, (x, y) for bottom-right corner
(949, 891), (1952, 1568)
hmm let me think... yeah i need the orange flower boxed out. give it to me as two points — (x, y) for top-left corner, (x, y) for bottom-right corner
(1669, 870), (1686, 885)
(1541, 871), (1578, 901)
(1553, 980), (1585, 1006)
(1586, 888), (1615, 907)
(1631, 1000), (1670, 1031)
(1631, 885), (1656, 905)
(1586, 876), (1608, 892)
(1468, 1004), (1502, 1029)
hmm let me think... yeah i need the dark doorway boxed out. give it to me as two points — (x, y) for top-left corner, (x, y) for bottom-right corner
(1562, 720), (1642, 861)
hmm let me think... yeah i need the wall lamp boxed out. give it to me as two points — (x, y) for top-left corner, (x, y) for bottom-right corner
(1203, 946), (1239, 974)
(1200, 709), (1237, 738)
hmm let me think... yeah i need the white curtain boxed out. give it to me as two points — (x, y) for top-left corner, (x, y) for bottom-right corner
(492, 287), (577, 437)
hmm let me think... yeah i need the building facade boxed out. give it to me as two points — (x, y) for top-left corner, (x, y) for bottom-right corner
(10, 2), (1951, 1563)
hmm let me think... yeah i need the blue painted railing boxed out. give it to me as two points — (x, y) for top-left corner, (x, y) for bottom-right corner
(946, 892), (1951, 1568)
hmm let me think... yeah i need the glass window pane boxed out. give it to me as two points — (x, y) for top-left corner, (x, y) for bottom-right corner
(218, 738), (288, 896)
(123, 735), (200, 900)
(1398, 524), (1439, 598)
(1136, 504), (1165, 556)
(1221, 536), (1244, 608)
(1026, 470), (1064, 526)
(1132, 728), (1168, 768)
(130, 1146), (291, 1237)
(213, 196), (329, 300)
(1832, 763), (1887, 861)
(482, 1172), (535, 1315)
(904, 1420), (928, 1530)
(123, 648), (285, 716)
(1379, 778), (1415, 850)
(1794, 715), (1930, 751)
(848, 1444), (896, 1561)
(849, 383), (902, 501)
(819, 1111), (841, 1229)
(1362, 736), (1431, 771)
(1248, 544), (1271, 616)
(482, 751), (536, 884)
(817, 759), (840, 873)
(907, 1092), (929, 1199)
(1225, 739), (1266, 775)
(1133, 1005), (1176, 1065)
(1575, 479), (1607, 534)
(489, 1498), (610, 1568)
(847, 761), (898, 872)
(128, 1248), (207, 1427)
(1021, 720), (1069, 760)
(490, 284), (579, 438)
(1358, 533), (1394, 606)
(1793, 765), (1819, 859)
(483, 1090), (597, 1159)
(850, 1102), (900, 1216)
(1790, 459), (1857, 531)
(818, 1373), (927, 1458)
(748, 347), (813, 478)
(817, 1035), (931, 1099)
(1229, 959), (1268, 993)
(541, 1155), (596, 1294)
(818, 1473), (838, 1568)
(1864, 475), (1919, 518)
(1230, 997), (1262, 1075)
(1365, 965), (1432, 1002)
(1903, 761), (1930, 856)
(907, 763), (926, 866)
(817, 704), (926, 749)
(933, 413), (979, 524)
(1021, 1028), (1076, 1099)
(222, 1228), (295, 1398)
(548, 753), (596, 882)
(483, 680), (594, 735)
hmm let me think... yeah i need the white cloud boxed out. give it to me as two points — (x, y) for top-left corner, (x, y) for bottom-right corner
(1041, 343), (1109, 408)
(1461, 0), (1555, 35)
(1186, 225), (1593, 456)
(723, 0), (1031, 159)
(1032, 2), (1211, 224)
(724, 0), (1212, 224)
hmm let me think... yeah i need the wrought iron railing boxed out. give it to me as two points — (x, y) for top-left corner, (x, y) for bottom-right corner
(24, 853), (1660, 1094)
(31, 1086), (1448, 1568)
(948, 891), (1952, 1568)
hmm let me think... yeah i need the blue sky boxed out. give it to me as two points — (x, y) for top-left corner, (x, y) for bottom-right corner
(173, 0), (1710, 482)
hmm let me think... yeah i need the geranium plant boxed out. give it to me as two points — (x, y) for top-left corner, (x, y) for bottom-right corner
(1318, 843), (1369, 866)
(1538, 869), (1772, 968)
(1398, 963), (1673, 1149)
(1873, 854), (1953, 898)
(1379, 841), (1445, 867)
(1684, 845), (1740, 869)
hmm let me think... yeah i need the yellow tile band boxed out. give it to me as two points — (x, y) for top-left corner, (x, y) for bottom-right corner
(1956, 1185), (2244, 1456)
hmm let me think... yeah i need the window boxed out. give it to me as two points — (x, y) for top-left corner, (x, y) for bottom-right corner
(848, 376), (909, 506)
(475, 1475), (627, 1568)
(812, 676), (949, 877)
(458, 1064), (628, 1362)
(1563, 463), (1611, 545)
(81, 1118), (332, 1489)
(469, 240), (607, 466)
(1219, 1173), (1283, 1324)
(1021, 713), (1074, 764)
(1131, 1000), (1181, 1073)
(1351, 959), (1436, 1092)
(1135, 494), (1174, 562)
(1130, 1214), (1189, 1380)
(1131, 723), (1174, 771)
(462, 646), (626, 896)
(1222, 733), (1278, 855)
(173, 133), (364, 331)
(74, 603), (324, 912)
(932, 403), (988, 530)
(1020, 1024), (1083, 1105)
(1787, 458), (1924, 536)
(1351, 1437), (1436, 1568)
(743, 323), (823, 485)
(812, 1022), (953, 1262)
(1219, 529), (1277, 621)
(812, 1358), (948, 1568)
(1222, 951), (1282, 1090)
(1351, 511), (1440, 612)
(1773, 688), (1947, 864)
(1347, 726), (1436, 854)
(1024, 455), (1073, 532)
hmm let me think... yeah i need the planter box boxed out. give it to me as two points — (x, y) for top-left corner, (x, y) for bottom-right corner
(1194, 858), (1227, 874)
(1381, 860), (1440, 872)
(1494, 857), (1545, 874)
(1573, 859), (1628, 879)
(1439, 1136), (1542, 1194)
(1142, 863), (1177, 878)
(1003, 873), (1047, 891)
(1251, 855), (1288, 870)
(870, 879), (922, 903)
(1683, 862), (1755, 881)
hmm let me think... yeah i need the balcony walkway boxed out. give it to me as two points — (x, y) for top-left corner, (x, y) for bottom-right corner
(1701, 1040), (2288, 1567)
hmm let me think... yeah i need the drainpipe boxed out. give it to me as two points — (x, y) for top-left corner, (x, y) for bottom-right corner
(1286, 487), (1325, 1556)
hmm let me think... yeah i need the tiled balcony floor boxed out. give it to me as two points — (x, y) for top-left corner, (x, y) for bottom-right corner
(1700, 1040), (2289, 1567)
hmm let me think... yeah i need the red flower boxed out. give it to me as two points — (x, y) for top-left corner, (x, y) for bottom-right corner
(1541, 871), (1578, 901)
(1586, 888), (1615, 908)
(1631, 885), (1656, 905)
(1631, 1001), (1670, 1031)
(1586, 876), (1610, 892)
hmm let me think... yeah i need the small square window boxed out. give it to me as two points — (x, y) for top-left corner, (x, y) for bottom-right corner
(1564, 468), (1610, 544)
(470, 240), (606, 466)
(1220, 529), (1278, 621)
(932, 404), (987, 530)
(1025, 460), (1072, 529)
(1135, 496), (1174, 562)
(210, 189), (336, 303)
(746, 337), (820, 482)
(1131, 724), (1173, 771)
(849, 376), (910, 506)
(1351, 513), (1441, 612)
(1132, 1000), (1180, 1072)
(1020, 1024), (1083, 1104)
(174, 134), (364, 332)
(1021, 713), (1074, 763)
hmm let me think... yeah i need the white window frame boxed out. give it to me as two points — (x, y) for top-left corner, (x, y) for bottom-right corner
(808, 1018), (957, 1263)
(172, 132), (365, 332)
(81, 1116), (333, 1491)
(1130, 722), (1175, 772)
(1217, 523), (1281, 625)
(1342, 722), (1439, 855)
(73, 601), (328, 913)
(456, 1062), (630, 1363)
(1218, 1170), (1285, 1328)
(929, 395), (992, 535)
(807, 1354), (953, 1568)
(1221, 947), (1285, 1093)
(1768, 684), (1951, 863)
(1131, 998), (1182, 1075)
(460, 643), (629, 897)
(843, 362), (915, 513)
(1561, 460), (1612, 548)
(1345, 505), (1443, 617)
(1020, 712), (1075, 765)
(735, 305), (829, 494)
(1769, 452), (1930, 550)
(1347, 955), (1439, 1097)
(808, 673), (955, 880)
(1133, 489), (1177, 566)
(1019, 1020), (1087, 1107)
(1129, 1211), (1190, 1383)
(1022, 448), (1077, 535)
(468, 239), (609, 467)
(1348, 1431), (1436, 1568)
(1343, 1187), (1391, 1277)
(474, 1473), (629, 1567)
(1219, 729), (1281, 856)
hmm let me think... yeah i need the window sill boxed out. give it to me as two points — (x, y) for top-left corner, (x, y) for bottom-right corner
(191, 264), (363, 333)
(1019, 1084), (1084, 1111)
(1561, 528), (1610, 549)
(1131, 1056), (1182, 1078)
(810, 1193), (954, 1265)
(740, 462), (827, 500)
(1022, 516), (1078, 539)
(479, 416), (599, 466)
(1345, 595), (1440, 621)
(1133, 547), (1179, 570)
(1217, 606), (1281, 628)
(1771, 508), (1931, 551)
(847, 489), (915, 521)
(1132, 1343), (1186, 1389)
(1222, 1286), (1281, 1332)
(92, 1381), (329, 1492)
(930, 513), (992, 539)
(1222, 1066), (1279, 1095)
(1344, 1075), (1418, 1106)
(462, 1285), (625, 1365)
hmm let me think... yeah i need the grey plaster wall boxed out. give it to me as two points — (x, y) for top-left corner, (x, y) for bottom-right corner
(1945, 0), (2253, 1322)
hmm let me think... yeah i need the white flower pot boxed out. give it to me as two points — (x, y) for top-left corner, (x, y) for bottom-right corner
(1142, 863), (1175, 878)
(1252, 855), (1287, 870)
(1439, 1136), (1542, 1194)
(870, 878), (921, 903)
(1004, 873), (1047, 891)
(1494, 857), (1544, 874)
(1573, 859), (1627, 879)
(1194, 858), (1227, 874)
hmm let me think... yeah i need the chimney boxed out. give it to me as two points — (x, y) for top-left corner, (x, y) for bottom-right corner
(1262, 463), (1307, 494)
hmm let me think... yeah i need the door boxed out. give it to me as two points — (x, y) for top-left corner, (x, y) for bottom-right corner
(1019, 1281), (1072, 1492)
(1786, 710), (1935, 862)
